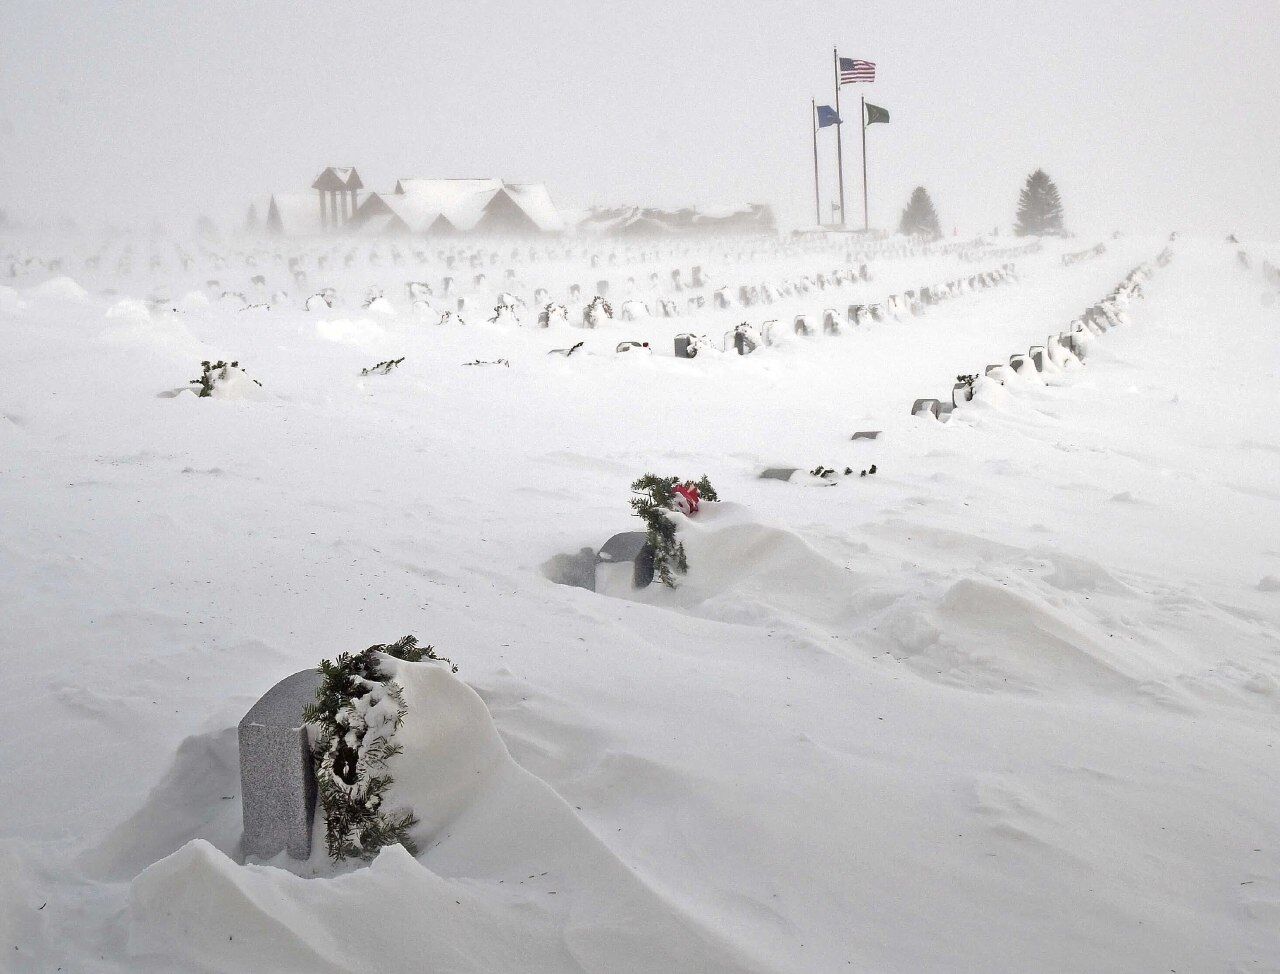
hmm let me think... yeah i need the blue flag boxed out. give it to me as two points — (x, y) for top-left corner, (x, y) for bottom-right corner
(816, 105), (841, 128)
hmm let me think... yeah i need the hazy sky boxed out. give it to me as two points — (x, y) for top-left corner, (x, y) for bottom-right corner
(2, 0), (1277, 236)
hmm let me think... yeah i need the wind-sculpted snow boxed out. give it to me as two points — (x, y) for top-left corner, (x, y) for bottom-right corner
(128, 663), (765, 973)
(2, 234), (1279, 972)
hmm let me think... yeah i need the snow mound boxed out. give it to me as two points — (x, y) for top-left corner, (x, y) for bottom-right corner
(97, 313), (198, 350)
(913, 576), (1143, 694)
(598, 503), (867, 631)
(204, 367), (269, 401)
(313, 317), (387, 346)
(177, 290), (212, 313)
(29, 275), (89, 302)
(128, 663), (760, 972)
(82, 727), (241, 882)
(105, 298), (152, 320)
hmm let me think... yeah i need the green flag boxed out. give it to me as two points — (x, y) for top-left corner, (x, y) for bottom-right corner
(865, 103), (890, 126)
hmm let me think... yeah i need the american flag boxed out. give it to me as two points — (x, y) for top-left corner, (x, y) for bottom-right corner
(839, 57), (876, 84)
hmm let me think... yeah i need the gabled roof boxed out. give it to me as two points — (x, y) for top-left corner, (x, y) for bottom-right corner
(503, 183), (564, 232)
(394, 179), (503, 231)
(393, 178), (562, 233)
(353, 213), (408, 237)
(266, 193), (325, 236)
(351, 191), (460, 236)
(311, 167), (364, 191)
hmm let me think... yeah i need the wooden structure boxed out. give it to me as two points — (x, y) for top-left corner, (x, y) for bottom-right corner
(310, 167), (363, 229)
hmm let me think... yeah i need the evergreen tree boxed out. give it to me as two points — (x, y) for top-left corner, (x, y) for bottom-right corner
(244, 203), (259, 233)
(898, 186), (941, 238)
(1014, 169), (1065, 236)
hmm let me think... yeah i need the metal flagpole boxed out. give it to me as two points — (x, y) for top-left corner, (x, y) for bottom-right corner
(811, 99), (821, 226)
(861, 95), (869, 231)
(833, 47), (845, 228)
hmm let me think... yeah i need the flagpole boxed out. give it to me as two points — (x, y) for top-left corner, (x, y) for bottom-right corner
(833, 47), (846, 228)
(861, 95), (869, 231)
(811, 99), (821, 226)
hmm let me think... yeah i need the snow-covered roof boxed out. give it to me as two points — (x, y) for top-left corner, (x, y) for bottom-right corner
(375, 193), (443, 233)
(392, 179), (562, 233)
(351, 192), (456, 235)
(394, 179), (502, 231)
(577, 203), (775, 236)
(353, 214), (405, 237)
(266, 193), (325, 236)
(504, 183), (565, 232)
(311, 167), (364, 191)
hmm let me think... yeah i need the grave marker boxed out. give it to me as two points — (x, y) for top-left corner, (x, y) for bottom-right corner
(238, 669), (323, 860)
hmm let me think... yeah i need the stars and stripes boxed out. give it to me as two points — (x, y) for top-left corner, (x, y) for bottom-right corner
(839, 58), (876, 84)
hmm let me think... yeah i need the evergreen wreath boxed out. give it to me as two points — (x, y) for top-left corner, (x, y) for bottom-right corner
(629, 474), (719, 588)
(190, 360), (261, 397)
(303, 635), (457, 862)
(360, 357), (405, 376)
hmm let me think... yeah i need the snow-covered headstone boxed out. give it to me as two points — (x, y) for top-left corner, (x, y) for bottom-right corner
(595, 532), (655, 590)
(238, 669), (323, 860)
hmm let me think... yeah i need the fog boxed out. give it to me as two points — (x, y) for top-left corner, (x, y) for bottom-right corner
(1, 0), (1276, 235)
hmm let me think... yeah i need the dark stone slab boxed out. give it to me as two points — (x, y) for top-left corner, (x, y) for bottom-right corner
(238, 669), (323, 860)
(759, 467), (799, 481)
(596, 532), (655, 589)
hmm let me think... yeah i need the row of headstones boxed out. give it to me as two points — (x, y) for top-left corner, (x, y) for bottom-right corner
(4, 227), (964, 282)
(207, 236), (868, 275)
(178, 252), (877, 318)
(1061, 242), (1108, 266)
(785, 263), (1016, 340)
(958, 240), (1043, 264)
(709, 237), (1009, 314)
(197, 267), (714, 315)
(663, 263), (1017, 360)
(5, 227), (962, 293)
(910, 251), (1170, 421)
(29, 228), (947, 307)
(715, 264), (872, 309)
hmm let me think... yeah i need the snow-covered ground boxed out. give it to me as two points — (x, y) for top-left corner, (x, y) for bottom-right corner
(2, 232), (1278, 972)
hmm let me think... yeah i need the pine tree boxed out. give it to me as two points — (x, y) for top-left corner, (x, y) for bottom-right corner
(898, 187), (941, 238)
(1014, 169), (1065, 236)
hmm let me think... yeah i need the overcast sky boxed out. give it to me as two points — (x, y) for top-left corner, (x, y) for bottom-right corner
(2, 0), (1277, 236)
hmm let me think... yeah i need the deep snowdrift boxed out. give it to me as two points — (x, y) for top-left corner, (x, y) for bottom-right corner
(1, 233), (1277, 972)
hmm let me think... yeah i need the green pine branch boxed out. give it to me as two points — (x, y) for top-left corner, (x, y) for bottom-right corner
(628, 474), (718, 588)
(304, 634), (456, 862)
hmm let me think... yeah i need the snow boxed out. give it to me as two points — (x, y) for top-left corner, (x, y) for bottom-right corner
(29, 274), (89, 302)
(504, 183), (566, 233)
(393, 178), (564, 232)
(269, 193), (327, 236)
(1, 232), (1278, 972)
